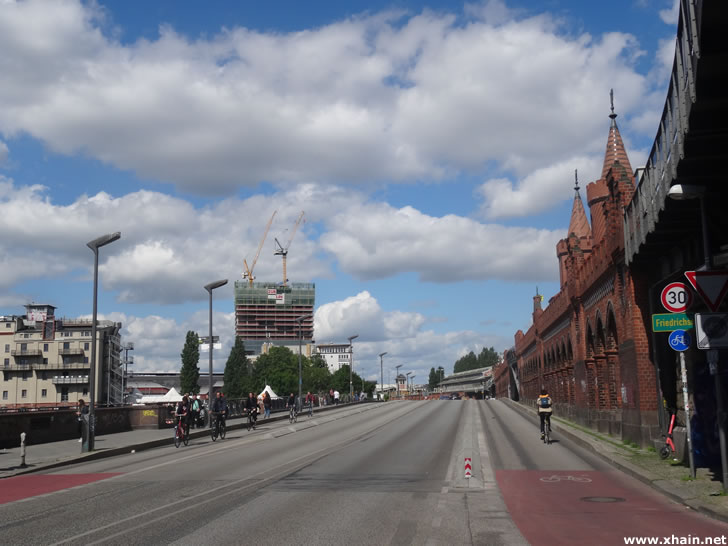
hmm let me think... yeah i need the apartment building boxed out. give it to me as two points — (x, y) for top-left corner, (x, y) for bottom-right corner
(0, 304), (123, 409)
(314, 342), (352, 374)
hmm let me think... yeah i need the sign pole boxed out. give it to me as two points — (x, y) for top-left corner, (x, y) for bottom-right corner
(708, 349), (728, 490)
(679, 351), (696, 479)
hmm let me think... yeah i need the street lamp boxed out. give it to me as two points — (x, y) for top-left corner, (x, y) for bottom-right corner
(378, 352), (387, 401)
(411, 374), (416, 397)
(85, 231), (121, 452)
(395, 364), (403, 398)
(406, 372), (412, 397)
(204, 279), (228, 424)
(296, 315), (311, 407)
(668, 184), (727, 488)
(348, 335), (359, 400)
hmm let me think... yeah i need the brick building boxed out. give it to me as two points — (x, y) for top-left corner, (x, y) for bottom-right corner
(501, 99), (659, 446)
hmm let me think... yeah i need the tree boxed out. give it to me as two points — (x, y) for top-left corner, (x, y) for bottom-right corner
(223, 337), (250, 399)
(180, 331), (200, 394)
(428, 367), (438, 390)
(252, 346), (299, 396)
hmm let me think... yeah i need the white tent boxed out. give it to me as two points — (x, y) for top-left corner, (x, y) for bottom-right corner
(139, 387), (184, 404)
(258, 385), (280, 400)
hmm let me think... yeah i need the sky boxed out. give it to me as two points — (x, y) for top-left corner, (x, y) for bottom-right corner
(0, 0), (680, 386)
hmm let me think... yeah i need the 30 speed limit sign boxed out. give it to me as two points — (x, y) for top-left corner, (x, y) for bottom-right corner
(661, 282), (692, 313)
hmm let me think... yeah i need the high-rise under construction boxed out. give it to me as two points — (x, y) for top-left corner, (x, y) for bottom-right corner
(234, 281), (315, 356)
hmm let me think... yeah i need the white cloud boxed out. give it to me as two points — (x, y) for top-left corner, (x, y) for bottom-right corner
(0, 140), (7, 163)
(0, 0), (657, 194)
(659, 0), (680, 25)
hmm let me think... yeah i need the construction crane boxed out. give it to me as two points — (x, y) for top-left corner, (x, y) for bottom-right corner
(242, 210), (277, 286)
(274, 211), (304, 287)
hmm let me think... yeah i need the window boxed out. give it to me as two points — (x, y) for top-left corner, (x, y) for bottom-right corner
(63, 342), (70, 350)
(3, 358), (8, 367)
(21, 389), (27, 398)
(83, 357), (89, 364)
(43, 343), (49, 352)
(4, 323), (9, 328)
(82, 331), (90, 337)
(2, 371), (8, 381)
(43, 358), (48, 365)
(41, 389), (47, 397)
(2, 391), (7, 400)
(40, 371), (47, 380)
(4, 344), (8, 353)
(61, 387), (69, 401)
(21, 343), (27, 351)
(83, 388), (88, 396)
(84, 342), (89, 350)
(22, 371), (28, 381)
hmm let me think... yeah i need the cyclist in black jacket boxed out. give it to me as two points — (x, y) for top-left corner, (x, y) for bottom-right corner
(245, 392), (258, 424)
(211, 392), (228, 427)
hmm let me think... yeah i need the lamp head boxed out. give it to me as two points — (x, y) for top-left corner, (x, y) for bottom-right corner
(379, 352), (387, 358)
(204, 279), (228, 292)
(668, 184), (706, 201)
(348, 334), (359, 343)
(87, 232), (121, 251)
(295, 315), (311, 324)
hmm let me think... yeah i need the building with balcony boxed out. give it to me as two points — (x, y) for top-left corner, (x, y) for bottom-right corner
(0, 304), (123, 409)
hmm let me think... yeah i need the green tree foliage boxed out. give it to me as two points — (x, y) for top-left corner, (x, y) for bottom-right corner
(453, 347), (501, 373)
(180, 331), (200, 394)
(428, 367), (438, 390)
(252, 346), (299, 396)
(223, 337), (250, 399)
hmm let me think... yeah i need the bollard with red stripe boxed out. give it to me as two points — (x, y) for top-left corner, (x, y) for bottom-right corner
(464, 457), (472, 478)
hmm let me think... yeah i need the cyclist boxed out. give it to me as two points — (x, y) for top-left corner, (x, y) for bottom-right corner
(245, 392), (258, 425)
(175, 394), (190, 437)
(286, 392), (297, 419)
(537, 387), (553, 440)
(210, 391), (228, 430)
(305, 391), (315, 416)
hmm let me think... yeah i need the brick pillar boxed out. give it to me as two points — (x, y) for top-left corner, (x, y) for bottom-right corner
(595, 354), (609, 410)
(606, 350), (621, 407)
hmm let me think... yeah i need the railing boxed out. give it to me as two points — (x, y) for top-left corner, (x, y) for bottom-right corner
(2, 363), (33, 370)
(58, 348), (85, 356)
(623, 0), (700, 263)
(10, 349), (43, 356)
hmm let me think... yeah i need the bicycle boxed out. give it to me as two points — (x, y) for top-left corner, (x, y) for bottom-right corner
(541, 414), (551, 445)
(247, 408), (257, 431)
(288, 405), (297, 423)
(210, 412), (226, 442)
(174, 415), (189, 448)
(660, 412), (677, 459)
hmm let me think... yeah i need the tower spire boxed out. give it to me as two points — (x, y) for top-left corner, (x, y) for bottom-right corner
(574, 169), (579, 192)
(568, 170), (591, 239)
(601, 89), (632, 179)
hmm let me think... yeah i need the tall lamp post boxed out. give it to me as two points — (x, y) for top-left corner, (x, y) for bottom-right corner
(378, 352), (387, 400)
(668, 184), (727, 488)
(204, 279), (228, 424)
(406, 372), (412, 397)
(348, 335), (359, 400)
(296, 315), (311, 407)
(395, 364), (403, 398)
(411, 374), (416, 397)
(85, 231), (121, 452)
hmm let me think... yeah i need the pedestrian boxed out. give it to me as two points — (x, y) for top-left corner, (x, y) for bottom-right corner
(263, 391), (272, 419)
(334, 389), (340, 405)
(190, 394), (200, 428)
(77, 399), (89, 442)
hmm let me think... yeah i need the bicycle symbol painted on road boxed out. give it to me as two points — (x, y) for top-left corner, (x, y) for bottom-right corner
(539, 475), (592, 483)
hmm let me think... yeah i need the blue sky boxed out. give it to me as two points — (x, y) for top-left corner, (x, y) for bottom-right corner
(0, 0), (679, 383)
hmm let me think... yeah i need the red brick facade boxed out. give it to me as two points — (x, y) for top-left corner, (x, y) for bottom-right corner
(500, 108), (659, 445)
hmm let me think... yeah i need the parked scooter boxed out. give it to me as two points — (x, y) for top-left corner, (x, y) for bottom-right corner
(660, 412), (677, 460)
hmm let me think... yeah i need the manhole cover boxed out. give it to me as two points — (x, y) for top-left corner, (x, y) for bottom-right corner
(580, 496), (626, 503)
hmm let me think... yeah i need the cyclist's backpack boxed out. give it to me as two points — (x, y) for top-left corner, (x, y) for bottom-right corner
(540, 396), (551, 409)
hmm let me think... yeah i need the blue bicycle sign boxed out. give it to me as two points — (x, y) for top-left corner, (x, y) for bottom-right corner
(668, 329), (691, 352)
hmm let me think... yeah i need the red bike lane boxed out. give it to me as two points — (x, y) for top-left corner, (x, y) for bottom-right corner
(0, 473), (121, 505)
(496, 469), (728, 545)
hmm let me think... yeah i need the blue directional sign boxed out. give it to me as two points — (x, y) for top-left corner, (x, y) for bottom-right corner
(668, 329), (691, 352)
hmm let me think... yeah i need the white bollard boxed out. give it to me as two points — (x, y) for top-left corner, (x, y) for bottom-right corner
(20, 432), (27, 468)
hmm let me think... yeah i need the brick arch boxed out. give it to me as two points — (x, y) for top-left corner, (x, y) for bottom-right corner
(586, 321), (595, 359)
(567, 337), (573, 360)
(595, 312), (606, 356)
(606, 302), (619, 350)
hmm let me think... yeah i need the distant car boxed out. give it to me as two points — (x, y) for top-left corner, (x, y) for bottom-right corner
(451, 394), (461, 400)
(439, 395), (450, 400)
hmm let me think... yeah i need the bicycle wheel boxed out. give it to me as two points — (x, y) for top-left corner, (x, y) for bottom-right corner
(293, 411), (297, 423)
(220, 421), (226, 439)
(289, 410), (293, 424)
(247, 414), (252, 431)
(659, 445), (672, 460)
(183, 424), (189, 446)
(174, 426), (181, 448)
(211, 420), (218, 442)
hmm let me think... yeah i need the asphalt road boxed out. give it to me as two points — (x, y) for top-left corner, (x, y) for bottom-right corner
(1, 400), (727, 545)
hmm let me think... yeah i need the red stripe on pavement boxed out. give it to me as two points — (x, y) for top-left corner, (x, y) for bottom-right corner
(0, 473), (121, 505)
(496, 470), (728, 545)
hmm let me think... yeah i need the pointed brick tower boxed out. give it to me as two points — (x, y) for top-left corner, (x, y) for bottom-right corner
(600, 89), (632, 180)
(557, 171), (592, 286)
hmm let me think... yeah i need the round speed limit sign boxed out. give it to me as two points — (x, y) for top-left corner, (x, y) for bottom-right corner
(661, 282), (692, 313)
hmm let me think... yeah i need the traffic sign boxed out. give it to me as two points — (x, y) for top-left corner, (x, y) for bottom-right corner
(661, 282), (692, 313)
(695, 313), (728, 349)
(685, 271), (728, 312)
(652, 313), (693, 332)
(668, 329), (691, 352)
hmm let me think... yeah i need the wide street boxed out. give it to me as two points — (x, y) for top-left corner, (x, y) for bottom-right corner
(2, 400), (727, 545)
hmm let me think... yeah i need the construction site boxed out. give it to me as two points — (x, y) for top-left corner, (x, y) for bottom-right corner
(235, 211), (315, 357)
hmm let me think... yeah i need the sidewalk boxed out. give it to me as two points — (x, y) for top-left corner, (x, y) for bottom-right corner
(503, 398), (728, 524)
(0, 406), (322, 479)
